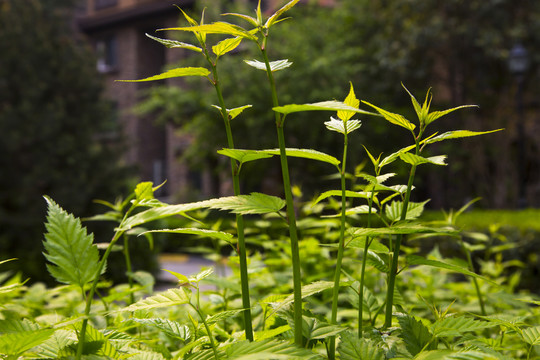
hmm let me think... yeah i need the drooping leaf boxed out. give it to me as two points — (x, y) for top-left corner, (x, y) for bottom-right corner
(273, 100), (376, 116)
(162, 22), (257, 40)
(142, 228), (234, 243)
(217, 148), (273, 164)
(117, 67), (210, 82)
(338, 331), (385, 360)
(399, 152), (447, 166)
(324, 117), (361, 135)
(117, 288), (190, 312)
(43, 196), (102, 287)
(132, 318), (190, 341)
(406, 255), (497, 285)
(264, 0), (301, 28)
(0, 329), (55, 357)
(209, 192), (286, 215)
(244, 59), (293, 72)
(145, 33), (202, 52)
(362, 100), (416, 131)
(259, 148), (340, 166)
(425, 129), (503, 144)
(398, 315), (437, 356)
(212, 36), (242, 57)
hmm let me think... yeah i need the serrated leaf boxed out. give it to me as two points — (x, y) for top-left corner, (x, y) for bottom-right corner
(303, 317), (346, 341)
(223, 12), (259, 27)
(324, 117), (361, 135)
(206, 309), (244, 325)
(132, 318), (190, 340)
(254, 325), (291, 341)
(406, 255), (497, 285)
(338, 331), (385, 360)
(43, 196), (102, 287)
(347, 237), (389, 253)
(273, 100), (376, 116)
(425, 129), (503, 144)
(402, 84), (425, 123)
(313, 190), (371, 205)
(142, 228), (233, 243)
(385, 200), (429, 222)
(36, 329), (76, 358)
(522, 326), (540, 345)
(399, 152), (447, 166)
(425, 105), (478, 126)
(162, 22), (257, 40)
(117, 67), (210, 82)
(82, 323), (121, 359)
(145, 33), (202, 52)
(218, 148), (273, 164)
(209, 192), (285, 215)
(260, 148), (340, 166)
(398, 315), (436, 356)
(379, 144), (416, 168)
(244, 59), (293, 72)
(362, 100), (416, 131)
(345, 205), (377, 216)
(117, 288), (190, 312)
(348, 224), (454, 237)
(225, 338), (320, 359)
(338, 82), (360, 121)
(134, 181), (154, 202)
(0, 328), (55, 356)
(129, 350), (167, 360)
(366, 251), (389, 273)
(264, 0), (300, 28)
(432, 316), (495, 338)
(212, 104), (253, 120)
(271, 281), (337, 314)
(212, 36), (242, 57)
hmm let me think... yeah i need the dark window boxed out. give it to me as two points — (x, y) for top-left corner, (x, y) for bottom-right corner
(96, 35), (118, 73)
(95, 0), (118, 10)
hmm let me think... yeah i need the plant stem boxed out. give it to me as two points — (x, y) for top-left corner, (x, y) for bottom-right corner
(191, 302), (220, 360)
(459, 237), (486, 315)
(260, 38), (303, 346)
(384, 142), (418, 329)
(123, 234), (135, 305)
(358, 192), (375, 337)
(328, 133), (348, 359)
(210, 57), (254, 341)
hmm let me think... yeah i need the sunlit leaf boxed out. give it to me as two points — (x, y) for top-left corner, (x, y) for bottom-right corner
(117, 288), (190, 312)
(117, 67), (210, 82)
(225, 338), (320, 359)
(432, 316), (495, 337)
(0, 329), (55, 357)
(347, 237), (389, 253)
(210, 193), (286, 215)
(162, 22), (257, 40)
(244, 59), (293, 72)
(303, 317), (346, 341)
(338, 82), (360, 122)
(274, 101), (376, 116)
(264, 0), (301, 29)
(218, 148), (273, 164)
(425, 129), (503, 144)
(324, 117), (361, 135)
(399, 153), (447, 166)
(145, 33), (202, 52)
(362, 100), (416, 130)
(313, 190), (371, 206)
(379, 144), (416, 168)
(223, 12), (259, 27)
(212, 36), (242, 57)
(212, 104), (253, 120)
(338, 331), (385, 360)
(348, 224), (455, 237)
(398, 314), (436, 356)
(425, 105), (478, 126)
(142, 228), (233, 243)
(522, 326), (540, 345)
(260, 148), (340, 166)
(385, 200), (430, 222)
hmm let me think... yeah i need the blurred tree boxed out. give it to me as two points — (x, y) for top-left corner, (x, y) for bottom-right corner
(0, 0), (133, 282)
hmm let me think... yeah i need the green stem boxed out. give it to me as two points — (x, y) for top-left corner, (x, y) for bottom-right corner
(123, 235), (135, 305)
(328, 134), (348, 359)
(260, 39), (303, 346)
(192, 302), (220, 360)
(210, 57), (254, 341)
(359, 192), (375, 337)
(459, 237), (486, 315)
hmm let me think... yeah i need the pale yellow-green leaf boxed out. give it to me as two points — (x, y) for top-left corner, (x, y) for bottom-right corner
(117, 67), (210, 82)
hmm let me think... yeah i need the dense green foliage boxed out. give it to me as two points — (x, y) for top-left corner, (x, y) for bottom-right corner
(0, 0), (132, 281)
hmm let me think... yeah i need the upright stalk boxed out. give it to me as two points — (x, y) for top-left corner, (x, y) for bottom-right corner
(208, 54), (254, 341)
(260, 36), (303, 346)
(123, 234), (135, 305)
(459, 237), (486, 315)
(358, 190), (375, 337)
(383, 137), (419, 329)
(328, 131), (348, 359)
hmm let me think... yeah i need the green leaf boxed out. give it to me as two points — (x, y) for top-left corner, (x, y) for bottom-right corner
(142, 228), (233, 243)
(432, 316), (495, 338)
(0, 328), (55, 357)
(43, 196), (102, 287)
(145, 33), (202, 52)
(303, 317), (346, 341)
(366, 251), (389, 273)
(338, 331), (385, 360)
(385, 200), (430, 222)
(254, 325), (291, 341)
(399, 152), (447, 166)
(212, 104), (253, 120)
(348, 224), (454, 237)
(398, 315), (436, 356)
(425, 105), (478, 126)
(82, 323), (121, 359)
(264, 0), (301, 29)
(338, 82), (360, 122)
(117, 288), (190, 312)
(212, 36), (242, 57)
(209, 192), (286, 215)
(273, 100), (376, 116)
(345, 205), (377, 216)
(362, 100), (416, 130)
(36, 329), (76, 359)
(347, 237), (389, 253)
(223, 12), (259, 27)
(522, 326), (540, 345)
(218, 148), (273, 164)
(325, 117), (361, 135)
(206, 309), (244, 325)
(162, 22), (257, 40)
(425, 129), (503, 144)
(244, 59), (293, 72)
(117, 67), (210, 82)
(132, 318), (190, 340)
(134, 181), (155, 202)
(313, 190), (371, 205)
(271, 281), (338, 314)
(406, 255), (497, 285)
(259, 148), (340, 166)
(225, 338), (320, 359)
(402, 83), (425, 123)
(379, 144), (416, 168)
